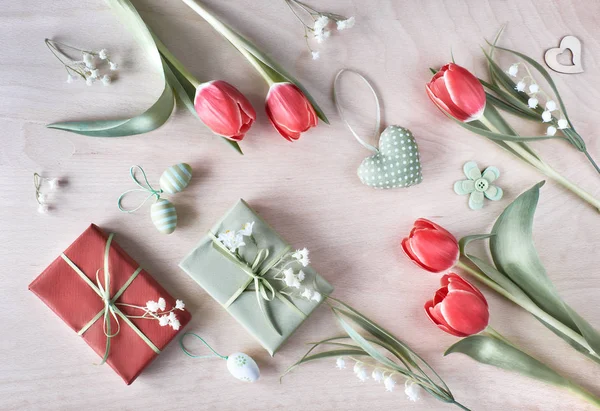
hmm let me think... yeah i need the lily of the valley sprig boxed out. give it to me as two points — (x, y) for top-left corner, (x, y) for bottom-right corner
(283, 0), (355, 60)
(216, 222), (321, 302)
(45, 39), (118, 86)
(335, 356), (422, 401)
(179, 0), (329, 141)
(117, 297), (186, 331)
(282, 298), (470, 410)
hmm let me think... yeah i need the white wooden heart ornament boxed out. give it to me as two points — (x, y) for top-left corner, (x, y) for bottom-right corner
(544, 36), (583, 74)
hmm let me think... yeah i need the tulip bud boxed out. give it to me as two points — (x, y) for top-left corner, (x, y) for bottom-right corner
(426, 63), (486, 122)
(265, 82), (318, 141)
(401, 219), (459, 273)
(424, 273), (489, 337)
(194, 80), (256, 141)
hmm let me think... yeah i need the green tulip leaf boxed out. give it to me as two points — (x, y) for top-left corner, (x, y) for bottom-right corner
(445, 335), (570, 388)
(490, 182), (600, 356)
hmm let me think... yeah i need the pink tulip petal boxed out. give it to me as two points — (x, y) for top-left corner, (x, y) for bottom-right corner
(409, 229), (459, 272)
(440, 290), (489, 335)
(444, 64), (486, 122)
(429, 301), (468, 337)
(401, 237), (433, 272)
(426, 75), (471, 121)
(447, 274), (487, 305)
(414, 219), (456, 241)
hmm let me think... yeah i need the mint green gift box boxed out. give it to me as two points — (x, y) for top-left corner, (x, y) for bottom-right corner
(179, 199), (333, 356)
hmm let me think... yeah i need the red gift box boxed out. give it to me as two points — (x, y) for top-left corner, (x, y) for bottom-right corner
(29, 224), (191, 384)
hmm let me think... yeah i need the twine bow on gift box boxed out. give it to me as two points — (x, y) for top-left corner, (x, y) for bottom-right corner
(60, 233), (161, 364)
(208, 232), (307, 336)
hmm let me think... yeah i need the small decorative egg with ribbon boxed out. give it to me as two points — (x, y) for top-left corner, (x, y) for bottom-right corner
(226, 352), (260, 382)
(117, 164), (192, 235)
(151, 198), (178, 234)
(159, 163), (193, 194)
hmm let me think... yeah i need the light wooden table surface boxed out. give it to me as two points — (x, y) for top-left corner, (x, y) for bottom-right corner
(2, 0), (599, 410)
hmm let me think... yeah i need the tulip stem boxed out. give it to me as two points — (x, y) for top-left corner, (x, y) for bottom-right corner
(179, 0), (276, 86)
(479, 116), (600, 212)
(151, 31), (201, 88)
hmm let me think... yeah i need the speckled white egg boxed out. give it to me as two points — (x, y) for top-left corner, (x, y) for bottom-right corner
(159, 163), (192, 194)
(226, 352), (260, 382)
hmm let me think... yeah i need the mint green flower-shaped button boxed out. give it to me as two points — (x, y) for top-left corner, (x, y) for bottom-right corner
(454, 161), (503, 210)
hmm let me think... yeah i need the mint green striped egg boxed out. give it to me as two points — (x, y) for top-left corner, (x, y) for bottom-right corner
(159, 163), (192, 194)
(151, 198), (177, 234)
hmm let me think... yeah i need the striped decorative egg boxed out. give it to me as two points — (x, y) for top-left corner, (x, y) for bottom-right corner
(159, 163), (192, 194)
(151, 198), (178, 234)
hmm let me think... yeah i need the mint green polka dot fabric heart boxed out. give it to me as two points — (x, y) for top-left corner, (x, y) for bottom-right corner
(333, 69), (424, 190)
(357, 126), (423, 189)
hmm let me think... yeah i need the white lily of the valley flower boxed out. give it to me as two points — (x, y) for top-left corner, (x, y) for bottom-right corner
(175, 299), (185, 310)
(384, 376), (396, 392)
(311, 291), (322, 302)
(98, 49), (109, 60)
(353, 363), (369, 381)
(313, 15), (330, 33)
(301, 288), (313, 299)
(336, 16), (355, 30)
(169, 315), (181, 330)
(545, 100), (557, 111)
(293, 248), (310, 267)
(101, 75), (111, 86)
(542, 110), (552, 123)
(146, 300), (160, 312)
(158, 315), (169, 326)
(296, 270), (305, 281)
(218, 230), (245, 252)
(157, 297), (166, 311)
(405, 380), (422, 402)
(82, 52), (94, 68)
(239, 221), (254, 237)
(109, 61), (118, 71)
(557, 118), (569, 129)
(529, 83), (539, 94)
(372, 369), (384, 382)
(528, 97), (538, 108)
(507, 63), (519, 77)
(515, 80), (526, 92)
(283, 268), (296, 287)
(546, 126), (557, 136)
(311, 51), (320, 60)
(336, 357), (346, 370)
(314, 29), (331, 44)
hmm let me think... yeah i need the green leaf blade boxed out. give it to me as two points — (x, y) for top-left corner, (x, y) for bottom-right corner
(445, 335), (570, 388)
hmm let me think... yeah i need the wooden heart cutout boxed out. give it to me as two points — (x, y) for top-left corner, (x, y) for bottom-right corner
(544, 35), (583, 74)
